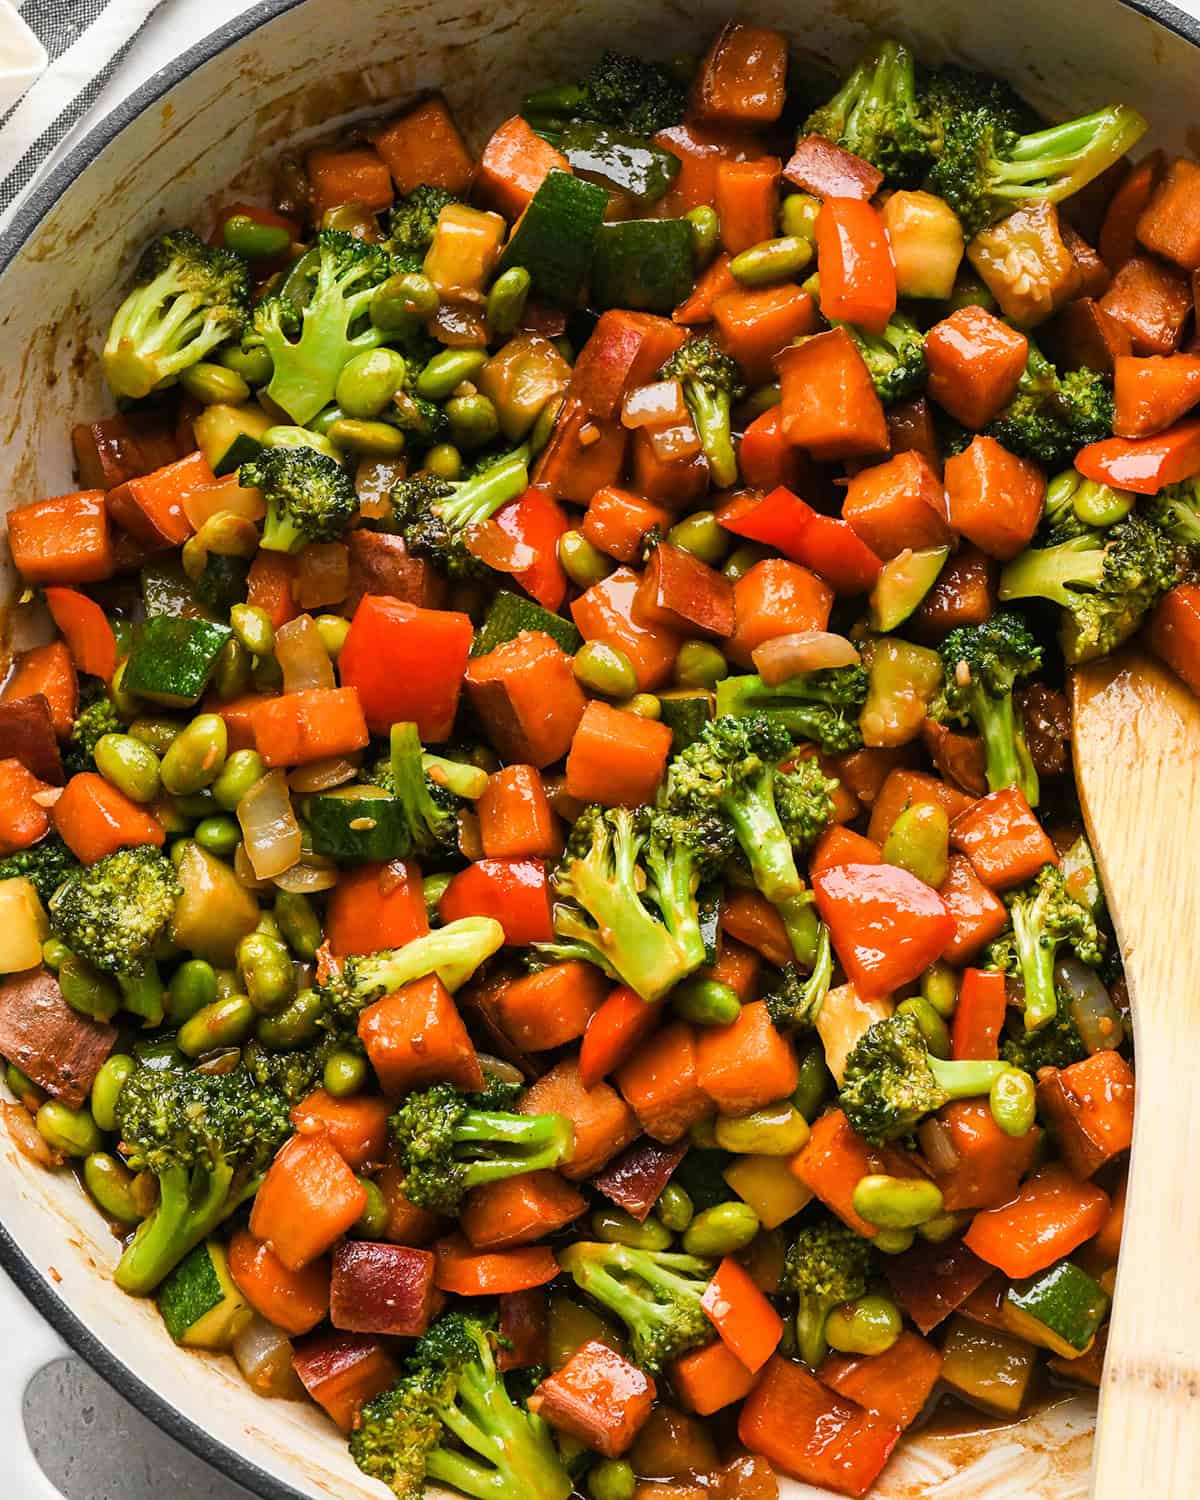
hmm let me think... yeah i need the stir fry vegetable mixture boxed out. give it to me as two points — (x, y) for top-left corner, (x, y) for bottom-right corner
(5, 24), (1197, 1498)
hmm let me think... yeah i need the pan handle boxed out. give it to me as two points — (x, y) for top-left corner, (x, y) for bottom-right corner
(0, 1268), (68, 1499)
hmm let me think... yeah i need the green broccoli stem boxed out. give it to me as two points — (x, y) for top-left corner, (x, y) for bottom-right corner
(725, 778), (817, 962)
(644, 843), (706, 971)
(684, 379), (737, 489)
(927, 1055), (1013, 1098)
(118, 962), (166, 1027)
(114, 1159), (233, 1295)
(423, 752), (488, 800)
(1009, 897), (1059, 1032)
(438, 449), (531, 532)
(351, 917), (506, 997)
(968, 683), (1039, 807)
(427, 1360), (571, 1500)
(993, 106), (1148, 200)
(454, 1110), (572, 1189)
(998, 534), (1107, 607)
(795, 1292), (835, 1368)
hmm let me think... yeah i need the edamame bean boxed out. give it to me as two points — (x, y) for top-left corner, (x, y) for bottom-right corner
(446, 392), (500, 450)
(356, 1179), (389, 1238)
(275, 891), (323, 960)
(218, 343), (273, 386)
(194, 814), (241, 858)
(619, 693), (661, 720)
(213, 639), (253, 701)
(873, 1227), (916, 1255)
(852, 1173), (945, 1230)
(423, 872), (453, 920)
(714, 1102), (810, 1156)
(675, 641), (728, 689)
(336, 348), (408, 419)
(177, 995), (255, 1056)
(559, 531), (614, 588)
(683, 205), (720, 269)
(90, 1054), (135, 1133)
(255, 988), (326, 1048)
(682, 1200), (760, 1256)
(173, 789), (218, 820)
(212, 748), (266, 810)
(426, 443), (463, 480)
(592, 1208), (673, 1251)
(161, 713), (228, 796)
(370, 272), (439, 332)
(314, 614), (350, 660)
(671, 976), (741, 1027)
(667, 510), (730, 567)
(179, 361), (251, 406)
(128, 717), (179, 756)
(327, 418), (406, 457)
(780, 192), (820, 242)
(255, 910), (284, 943)
(263, 424), (342, 461)
(84, 1152), (142, 1225)
(731, 235), (814, 287)
(486, 266), (531, 337)
(824, 1295), (903, 1357)
(252, 649), (284, 693)
(230, 603), (275, 658)
(741, 381), (781, 419)
(990, 1067), (1037, 1137)
(7, 1063), (42, 1104)
(95, 733), (161, 804)
(573, 640), (638, 699)
(37, 1101), (102, 1158)
(324, 1050), (368, 1098)
(59, 955), (120, 1023)
(920, 961), (959, 1019)
(882, 802), (950, 888)
(722, 542), (768, 582)
(530, 393), (564, 456)
(792, 1039), (833, 1122)
(321, 203), (380, 239)
(588, 1458), (636, 1500)
(416, 348), (488, 401)
(223, 213), (291, 259)
(41, 937), (71, 972)
(168, 960), (218, 1024)
(917, 1210), (971, 1244)
(237, 931), (295, 1016)
(197, 509), (259, 558)
(1072, 479), (1133, 529)
(655, 1183), (694, 1232)
(896, 995), (951, 1060)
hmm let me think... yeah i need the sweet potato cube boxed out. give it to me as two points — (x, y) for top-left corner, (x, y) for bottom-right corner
(530, 1340), (656, 1457)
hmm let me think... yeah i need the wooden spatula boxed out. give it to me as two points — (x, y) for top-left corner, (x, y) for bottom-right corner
(1071, 649), (1200, 1499)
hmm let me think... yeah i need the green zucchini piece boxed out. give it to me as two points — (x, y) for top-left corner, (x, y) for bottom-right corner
(158, 1239), (251, 1349)
(471, 589), (582, 657)
(308, 785), (410, 862)
(192, 402), (273, 477)
(541, 124), (680, 205)
(193, 553), (250, 613)
(590, 219), (695, 313)
(868, 546), (951, 633)
(1003, 1260), (1110, 1359)
(123, 615), (233, 707)
(658, 689), (714, 752)
(497, 170), (608, 305)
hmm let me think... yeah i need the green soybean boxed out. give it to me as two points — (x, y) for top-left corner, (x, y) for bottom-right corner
(682, 1200), (760, 1256)
(446, 392), (500, 450)
(90, 1055), (135, 1133)
(223, 213), (291, 259)
(675, 641), (728, 689)
(274, 891), (323, 960)
(573, 640), (638, 699)
(825, 1295), (903, 1357)
(780, 192), (821, 242)
(128, 717), (179, 756)
(620, 693), (661, 720)
(314, 614), (350, 660)
(213, 749), (266, 810)
(990, 1067), (1037, 1137)
(230, 603), (275, 658)
(161, 714), (228, 796)
(792, 1039), (833, 1122)
(722, 542), (768, 582)
(671, 975), (741, 1027)
(873, 1227), (916, 1255)
(530, 393), (564, 456)
(742, 381), (781, 419)
(882, 802), (950, 888)
(327, 418), (406, 457)
(356, 1178), (390, 1238)
(218, 343), (273, 386)
(896, 995), (951, 1060)
(592, 1208), (673, 1251)
(335, 347), (408, 419)
(38, 1101), (102, 1158)
(177, 995), (255, 1056)
(559, 531), (614, 589)
(655, 1183), (694, 1232)
(416, 348), (488, 401)
(486, 266), (531, 337)
(589, 1458), (636, 1500)
(324, 1050), (368, 1098)
(683, 204), (721, 270)
(194, 814), (241, 858)
(370, 271), (439, 332)
(237, 931), (295, 1016)
(731, 235), (814, 287)
(253, 652), (284, 693)
(255, 988), (326, 1048)
(7, 1063), (42, 1103)
(917, 1210), (972, 1244)
(920, 961), (959, 1019)
(40, 937), (71, 973)
(213, 640), (253, 702)
(714, 1103), (809, 1156)
(84, 1152), (142, 1225)
(852, 1173), (945, 1230)
(1072, 479), (1134, 529)
(59, 955), (120, 1023)
(426, 443), (463, 481)
(667, 510), (730, 567)
(168, 960), (219, 1024)
(179, 361), (251, 406)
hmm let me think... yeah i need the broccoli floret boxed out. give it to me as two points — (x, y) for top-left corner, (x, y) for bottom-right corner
(658, 335), (746, 490)
(546, 806), (703, 1003)
(642, 809), (735, 973)
(246, 229), (392, 423)
(667, 714), (821, 964)
(365, 722), (462, 858)
(522, 51), (686, 138)
(999, 510), (1185, 663)
(806, 40), (933, 187)
(1000, 989), (1088, 1073)
(63, 696), (122, 776)
(0, 835), (81, 905)
(389, 1081), (572, 1214)
(114, 1063), (290, 1294)
(765, 923), (833, 1032)
(50, 846), (180, 1025)
(775, 754), (840, 852)
(715, 668), (868, 754)
(103, 228), (249, 400)
(986, 346), (1115, 470)
(782, 1217), (875, 1366)
(388, 383), (451, 452)
(986, 864), (1105, 1032)
(388, 185), (460, 258)
(315, 917), (505, 1031)
(1145, 477), (1200, 547)
(243, 1033), (345, 1104)
(238, 443), (357, 553)
(840, 312), (927, 404)
(839, 1012), (1016, 1144)
(558, 1242), (713, 1374)
(351, 1313), (571, 1500)
(928, 98), (1148, 239)
(932, 614), (1042, 804)
(917, 63), (1034, 155)
(386, 446), (530, 580)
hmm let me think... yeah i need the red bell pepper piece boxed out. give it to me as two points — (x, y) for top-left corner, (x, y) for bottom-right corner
(717, 487), (882, 595)
(439, 858), (554, 945)
(43, 588), (118, 682)
(951, 968), (1008, 1061)
(339, 594), (473, 742)
(494, 487), (570, 612)
(1148, 581), (1200, 695)
(963, 1163), (1111, 1278)
(812, 863), (956, 998)
(1074, 417), (1200, 493)
(701, 1255), (783, 1372)
(579, 986), (661, 1090)
(815, 198), (897, 335)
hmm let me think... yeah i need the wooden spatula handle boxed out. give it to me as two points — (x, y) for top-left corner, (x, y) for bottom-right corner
(1072, 654), (1200, 1500)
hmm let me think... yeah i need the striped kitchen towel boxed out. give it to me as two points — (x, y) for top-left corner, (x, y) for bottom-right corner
(0, 0), (165, 221)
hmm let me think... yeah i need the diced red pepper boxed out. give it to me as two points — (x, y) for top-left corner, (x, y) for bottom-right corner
(951, 968), (1008, 1061)
(339, 595), (473, 742)
(494, 488), (570, 611)
(815, 198), (897, 335)
(716, 487), (882, 595)
(439, 858), (553, 944)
